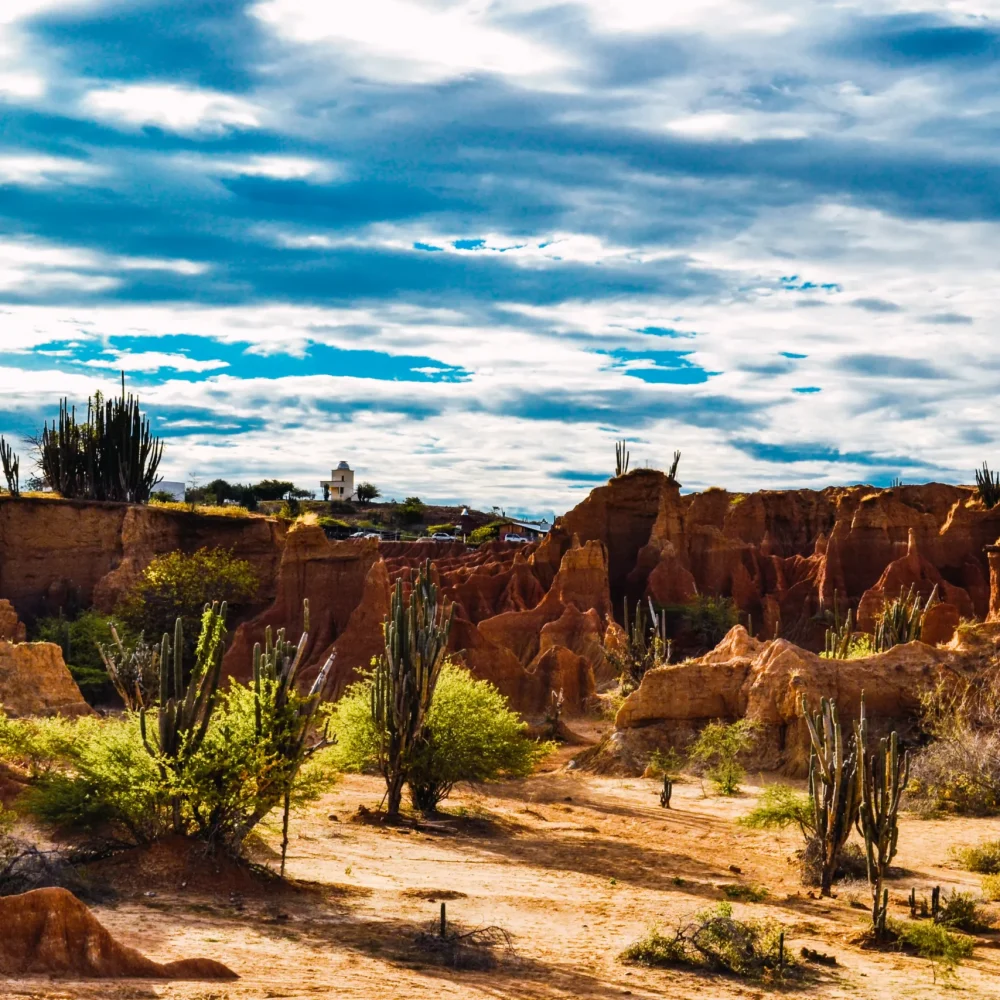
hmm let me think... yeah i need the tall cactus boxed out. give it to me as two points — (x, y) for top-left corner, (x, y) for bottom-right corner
(615, 439), (630, 478)
(140, 603), (227, 833)
(0, 437), (20, 497)
(801, 696), (862, 895)
(856, 713), (910, 941)
(40, 373), (163, 503)
(371, 560), (454, 820)
(250, 599), (337, 874)
(608, 596), (666, 692)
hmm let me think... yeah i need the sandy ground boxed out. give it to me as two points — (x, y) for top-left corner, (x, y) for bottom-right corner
(5, 739), (1000, 1000)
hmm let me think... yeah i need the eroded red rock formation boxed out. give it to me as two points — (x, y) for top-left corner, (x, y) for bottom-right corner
(5, 476), (1000, 717)
(0, 887), (237, 979)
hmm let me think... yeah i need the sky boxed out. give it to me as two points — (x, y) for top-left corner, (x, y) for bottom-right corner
(1, 0), (998, 514)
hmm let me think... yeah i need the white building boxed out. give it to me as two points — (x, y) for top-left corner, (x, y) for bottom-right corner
(321, 461), (355, 500)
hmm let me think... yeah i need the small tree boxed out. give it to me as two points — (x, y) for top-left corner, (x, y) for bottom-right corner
(690, 720), (759, 795)
(356, 482), (381, 504)
(115, 547), (258, 653)
(407, 664), (552, 813)
(371, 562), (453, 819)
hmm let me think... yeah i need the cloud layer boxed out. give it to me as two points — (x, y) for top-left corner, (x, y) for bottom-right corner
(1, 0), (998, 512)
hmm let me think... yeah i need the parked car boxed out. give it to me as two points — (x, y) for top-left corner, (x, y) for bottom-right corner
(503, 533), (530, 543)
(349, 530), (368, 538)
(429, 532), (454, 541)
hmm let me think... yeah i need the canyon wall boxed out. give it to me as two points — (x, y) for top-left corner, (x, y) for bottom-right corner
(3, 475), (1000, 716)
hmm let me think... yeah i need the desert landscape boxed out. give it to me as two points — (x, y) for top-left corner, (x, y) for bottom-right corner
(5, 446), (1000, 998)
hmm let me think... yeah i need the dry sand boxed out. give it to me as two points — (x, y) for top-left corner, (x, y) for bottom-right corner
(4, 737), (1000, 999)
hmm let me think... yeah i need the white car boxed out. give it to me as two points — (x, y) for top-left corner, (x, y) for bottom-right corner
(504, 533), (530, 543)
(429, 532), (454, 541)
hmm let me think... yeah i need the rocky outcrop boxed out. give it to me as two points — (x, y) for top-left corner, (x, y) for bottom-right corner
(0, 888), (237, 978)
(0, 641), (92, 717)
(222, 527), (380, 684)
(614, 625), (960, 774)
(0, 599), (26, 643)
(0, 497), (285, 623)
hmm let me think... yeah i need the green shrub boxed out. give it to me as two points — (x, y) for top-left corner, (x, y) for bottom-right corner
(690, 720), (759, 795)
(115, 547), (258, 651)
(621, 903), (792, 980)
(738, 784), (812, 834)
(721, 883), (769, 902)
(328, 662), (552, 812)
(317, 516), (350, 531)
(981, 874), (1000, 900)
(953, 839), (1000, 873)
(469, 520), (505, 544)
(937, 890), (993, 932)
(892, 919), (975, 968)
(398, 496), (426, 525)
(647, 747), (684, 780)
(33, 610), (120, 703)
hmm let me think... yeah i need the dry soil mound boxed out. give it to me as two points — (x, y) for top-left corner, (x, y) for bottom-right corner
(0, 886), (238, 979)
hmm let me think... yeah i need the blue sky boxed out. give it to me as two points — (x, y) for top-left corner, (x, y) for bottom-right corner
(0, 0), (997, 511)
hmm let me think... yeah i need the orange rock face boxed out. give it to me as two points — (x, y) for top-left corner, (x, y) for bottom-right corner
(0, 599), (26, 643)
(0, 887), (237, 978)
(0, 640), (92, 718)
(615, 625), (960, 773)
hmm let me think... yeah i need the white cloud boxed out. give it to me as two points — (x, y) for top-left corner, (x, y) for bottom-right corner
(0, 155), (103, 186)
(84, 351), (229, 374)
(82, 84), (261, 134)
(251, 0), (570, 84)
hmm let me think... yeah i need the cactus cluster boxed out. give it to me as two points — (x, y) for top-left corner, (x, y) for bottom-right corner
(874, 583), (936, 652)
(615, 439), (630, 478)
(140, 603), (228, 833)
(607, 597), (667, 692)
(856, 718), (910, 941)
(372, 560), (454, 819)
(976, 462), (1000, 509)
(251, 599), (337, 873)
(0, 437), (19, 497)
(98, 626), (160, 710)
(801, 696), (863, 896)
(40, 373), (164, 503)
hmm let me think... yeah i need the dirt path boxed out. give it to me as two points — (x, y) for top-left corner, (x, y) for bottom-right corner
(5, 758), (1000, 999)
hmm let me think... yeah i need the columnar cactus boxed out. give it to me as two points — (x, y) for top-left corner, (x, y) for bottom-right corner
(615, 439), (630, 478)
(856, 711), (910, 941)
(801, 696), (862, 895)
(251, 599), (336, 873)
(371, 560), (454, 820)
(140, 603), (227, 832)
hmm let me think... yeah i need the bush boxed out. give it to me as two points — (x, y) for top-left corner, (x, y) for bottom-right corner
(981, 874), (1000, 901)
(891, 919), (975, 969)
(115, 547), (258, 651)
(426, 523), (455, 535)
(663, 596), (738, 651)
(398, 496), (426, 525)
(690, 720), (759, 795)
(721, 883), (769, 902)
(328, 662), (552, 812)
(738, 784), (812, 834)
(953, 839), (1000, 874)
(621, 902), (793, 981)
(33, 610), (119, 703)
(647, 747), (684, 780)
(908, 732), (1000, 816)
(937, 890), (993, 932)
(469, 520), (505, 544)
(6, 714), (167, 843)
